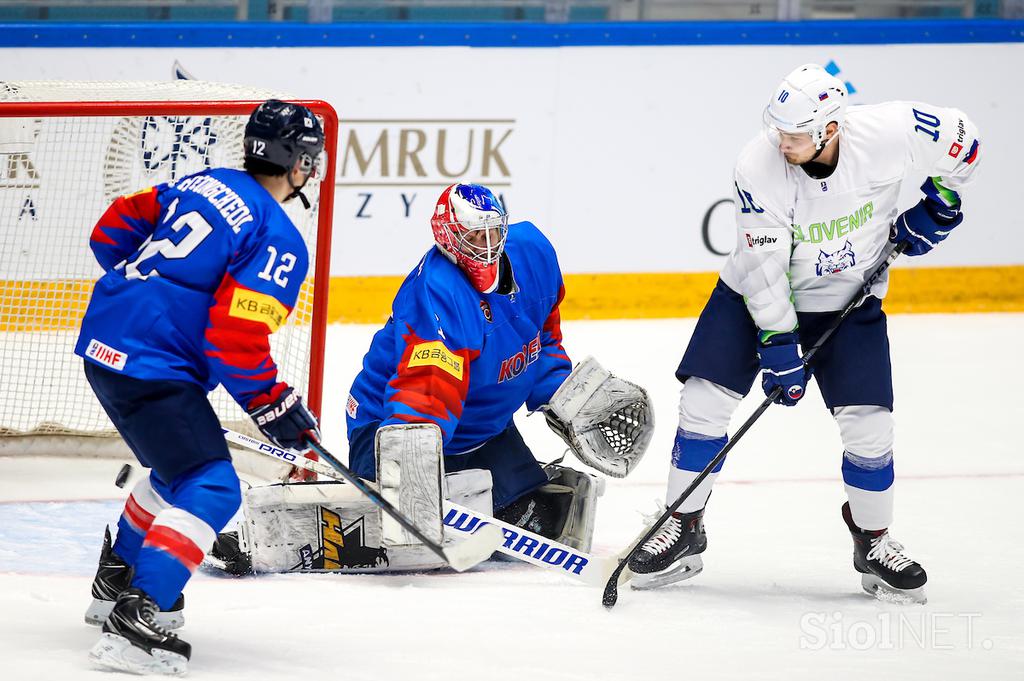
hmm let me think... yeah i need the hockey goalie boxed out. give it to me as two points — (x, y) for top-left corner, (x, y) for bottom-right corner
(210, 183), (655, 575)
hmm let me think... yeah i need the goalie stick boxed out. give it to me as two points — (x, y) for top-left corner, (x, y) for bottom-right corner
(223, 428), (614, 583)
(601, 242), (908, 608)
(223, 429), (501, 572)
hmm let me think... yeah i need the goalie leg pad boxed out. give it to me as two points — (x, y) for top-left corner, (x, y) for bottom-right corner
(375, 423), (444, 547)
(229, 468), (497, 575)
(545, 464), (604, 553)
(494, 464), (604, 553)
(544, 356), (654, 478)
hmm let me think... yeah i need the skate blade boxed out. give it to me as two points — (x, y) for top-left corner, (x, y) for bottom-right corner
(85, 599), (184, 630)
(861, 573), (927, 605)
(630, 555), (703, 590)
(89, 632), (188, 676)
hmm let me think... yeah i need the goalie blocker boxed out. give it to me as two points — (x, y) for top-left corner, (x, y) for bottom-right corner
(211, 424), (606, 575)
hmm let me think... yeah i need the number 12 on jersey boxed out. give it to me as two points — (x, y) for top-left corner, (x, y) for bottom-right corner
(257, 246), (297, 287)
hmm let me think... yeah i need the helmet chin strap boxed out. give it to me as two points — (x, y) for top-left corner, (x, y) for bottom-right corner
(286, 171), (312, 209)
(810, 127), (840, 160)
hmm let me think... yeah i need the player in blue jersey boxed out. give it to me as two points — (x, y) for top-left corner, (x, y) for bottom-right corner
(77, 100), (324, 675)
(344, 183), (653, 551)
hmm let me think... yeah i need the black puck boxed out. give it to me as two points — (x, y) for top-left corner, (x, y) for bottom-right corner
(114, 463), (133, 489)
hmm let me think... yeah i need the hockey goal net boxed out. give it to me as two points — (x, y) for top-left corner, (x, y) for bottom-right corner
(0, 81), (337, 457)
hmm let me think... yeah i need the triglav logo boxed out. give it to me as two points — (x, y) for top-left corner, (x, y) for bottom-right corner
(339, 119), (515, 219)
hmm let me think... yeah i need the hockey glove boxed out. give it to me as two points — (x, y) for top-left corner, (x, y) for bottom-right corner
(757, 332), (808, 407)
(890, 198), (963, 257)
(247, 384), (320, 451)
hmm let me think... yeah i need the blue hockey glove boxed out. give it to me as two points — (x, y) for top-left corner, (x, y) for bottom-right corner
(247, 384), (320, 451)
(757, 332), (808, 407)
(890, 198), (963, 257)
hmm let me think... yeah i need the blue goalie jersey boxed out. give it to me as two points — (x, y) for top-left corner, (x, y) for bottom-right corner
(75, 167), (308, 409)
(346, 221), (572, 454)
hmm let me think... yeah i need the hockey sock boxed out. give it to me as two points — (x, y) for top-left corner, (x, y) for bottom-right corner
(132, 459), (241, 610)
(834, 406), (895, 531)
(841, 450), (894, 531)
(667, 428), (728, 513)
(112, 473), (171, 566)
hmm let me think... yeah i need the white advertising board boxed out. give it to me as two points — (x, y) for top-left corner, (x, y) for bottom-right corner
(3, 43), (1020, 276)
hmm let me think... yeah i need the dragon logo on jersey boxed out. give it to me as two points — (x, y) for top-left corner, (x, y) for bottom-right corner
(293, 508), (388, 571)
(815, 240), (856, 276)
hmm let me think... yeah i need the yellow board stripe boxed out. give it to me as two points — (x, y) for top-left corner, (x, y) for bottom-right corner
(0, 279), (316, 332)
(326, 265), (1024, 324)
(0, 279), (94, 332)
(2, 266), (1021, 331)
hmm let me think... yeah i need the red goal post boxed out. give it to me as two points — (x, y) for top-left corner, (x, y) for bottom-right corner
(0, 87), (337, 457)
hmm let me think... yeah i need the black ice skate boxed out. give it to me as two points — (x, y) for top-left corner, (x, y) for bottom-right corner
(628, 509), (707, 590)
(842, 502), (928, 604)
(89, 587), (192, 676)
(207, 531), (254, 576)
(84, 526), (185, 629)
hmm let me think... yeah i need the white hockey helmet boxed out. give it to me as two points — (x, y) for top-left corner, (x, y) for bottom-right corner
(763, 64), (848, 150)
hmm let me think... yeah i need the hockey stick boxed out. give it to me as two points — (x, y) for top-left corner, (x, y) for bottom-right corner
(222, 428), (502, 572)
(222, 428), (610, 581)
(602, 242), (907, 608)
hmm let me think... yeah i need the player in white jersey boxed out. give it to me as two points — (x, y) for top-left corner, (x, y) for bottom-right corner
(628, 64), (980, 603)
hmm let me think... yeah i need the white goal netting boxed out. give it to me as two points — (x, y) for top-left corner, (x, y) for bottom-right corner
(0, 81), (333, 454)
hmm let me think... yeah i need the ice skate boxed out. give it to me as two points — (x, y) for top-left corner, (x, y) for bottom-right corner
(207, 530), (254, 576)
(89, 587), (191, 675)
(84, 526), (185, 629)
(628, 509), (706, 590)
(843, 502), (927, 604)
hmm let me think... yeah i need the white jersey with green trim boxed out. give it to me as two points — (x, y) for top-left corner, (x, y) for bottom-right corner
(720, 101), (981, 334)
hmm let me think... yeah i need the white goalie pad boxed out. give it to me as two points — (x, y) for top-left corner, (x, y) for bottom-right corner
(544, 356), (654, 478)
(238, 468), (493, 574)
(544, 464), (605, 553)
(375, 423), (444, 547)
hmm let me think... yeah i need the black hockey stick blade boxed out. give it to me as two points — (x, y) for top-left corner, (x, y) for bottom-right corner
(602, 560), (628, 607)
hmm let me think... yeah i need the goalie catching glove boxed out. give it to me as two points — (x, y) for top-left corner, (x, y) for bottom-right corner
(542, 356), (653, 478)
(247, 383), (320, 451)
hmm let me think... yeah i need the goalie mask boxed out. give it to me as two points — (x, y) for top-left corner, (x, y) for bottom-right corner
(763, 63), (847, 153)
(431, 183), (509, 294)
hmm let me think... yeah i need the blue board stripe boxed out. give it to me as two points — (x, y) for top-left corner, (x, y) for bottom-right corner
(0, 19), (1021, 48)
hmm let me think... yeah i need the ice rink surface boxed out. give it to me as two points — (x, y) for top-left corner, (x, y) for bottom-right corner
(1, 314), (1022, 681)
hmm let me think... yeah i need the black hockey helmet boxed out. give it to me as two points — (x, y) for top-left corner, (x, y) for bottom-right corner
(244, 99), (324, 176)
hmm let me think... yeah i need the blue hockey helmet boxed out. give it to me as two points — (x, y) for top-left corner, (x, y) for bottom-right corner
(244, 99), (324, 176)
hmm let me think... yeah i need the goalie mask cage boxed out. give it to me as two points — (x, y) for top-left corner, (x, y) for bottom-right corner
(0, 81), (337, 456)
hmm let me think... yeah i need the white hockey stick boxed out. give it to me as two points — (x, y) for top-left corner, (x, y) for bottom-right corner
(223, 428), (615, 585)
(223, 428), (500, 573)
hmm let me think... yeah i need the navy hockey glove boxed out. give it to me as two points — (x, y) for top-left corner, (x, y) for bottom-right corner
(247, 384), (320, 451)
(758, 332), (808, 407)
(890, 198), (963, 257)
